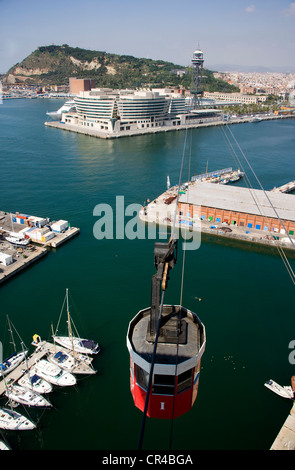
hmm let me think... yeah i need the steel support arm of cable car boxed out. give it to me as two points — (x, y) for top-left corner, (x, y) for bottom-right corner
(149, 238), (177, 339)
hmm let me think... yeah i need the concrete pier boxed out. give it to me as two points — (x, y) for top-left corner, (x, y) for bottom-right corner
(0, 211), (80, 283)
(0, 244), (48, 284)
(139, 184), (295, 253)
(271, 180), (295, 194)
(271, 402), (295, 450)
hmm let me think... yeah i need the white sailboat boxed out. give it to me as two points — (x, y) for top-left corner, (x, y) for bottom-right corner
(1, 351), (28, 376)
(47, 348), (95, 375)
(0, 317), (28, 376)
(53, 288), (100, 355)
(32, 359), (76, 386)
(0, 440), (10, 450)
(0, 407), (35, 431)
(5, 384), (52, 408)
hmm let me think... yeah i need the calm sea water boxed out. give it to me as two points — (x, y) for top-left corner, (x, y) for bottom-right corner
(0, 99), (294, 450)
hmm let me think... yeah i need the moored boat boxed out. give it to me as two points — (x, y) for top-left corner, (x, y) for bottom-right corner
(0, 440), (10, 450)
(18, 372), (53, 394)
(264, 379), (294, 399)
(47, 349), (95, 374)
(32, 359), (76, 386)
(53, 336), (100, 355)
(53, 288), (100, 355)
(1, 350), (28, 376)
(0, 407), (36, 431)
(5, 384), (52, 407)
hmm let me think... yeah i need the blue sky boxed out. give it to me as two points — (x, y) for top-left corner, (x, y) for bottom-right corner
(0, 0), (294, 73)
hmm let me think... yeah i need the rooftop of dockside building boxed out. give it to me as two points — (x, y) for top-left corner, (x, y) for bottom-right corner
(178, 181), (295, 222)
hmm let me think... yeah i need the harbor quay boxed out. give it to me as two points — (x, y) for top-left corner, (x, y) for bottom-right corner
(44, 113), (293, 140)
(0, 340), (95, 398)
(0, 211), (79, 284)
(271, 402), (295, 450)
(139, 180), (295, 253)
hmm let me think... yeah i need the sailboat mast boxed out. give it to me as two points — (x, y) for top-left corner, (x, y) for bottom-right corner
(7, 315), (16, 353)
(66, 289), (76, 360)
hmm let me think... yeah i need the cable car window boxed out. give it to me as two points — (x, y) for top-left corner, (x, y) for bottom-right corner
(152, 374), (175, 395)
(177, 369), (193, 394)
(136, 365), (149, 391)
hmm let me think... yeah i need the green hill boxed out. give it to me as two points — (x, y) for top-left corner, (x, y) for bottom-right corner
(4, 44), (239, 92)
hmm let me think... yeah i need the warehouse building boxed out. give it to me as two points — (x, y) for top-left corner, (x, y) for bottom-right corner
(178, 182), (295, 236)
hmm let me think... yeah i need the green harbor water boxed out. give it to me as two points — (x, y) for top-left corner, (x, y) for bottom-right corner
(0, 98), (294, 450)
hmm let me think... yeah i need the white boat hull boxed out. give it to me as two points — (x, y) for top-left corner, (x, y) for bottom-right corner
(0, 407), (36, 430)
(18, 372), (53, 394)
(32, 359), (76, 386)
(6, 384), (51, 408)
(53, 336), (100, 355)
(4, 235), (30, 246)
(1, 351), (28, 376)
(264, 379), (294, 399)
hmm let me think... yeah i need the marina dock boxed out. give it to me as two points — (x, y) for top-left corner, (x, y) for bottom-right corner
(0, 211), (80, 284)
(0, 341), (96, 397)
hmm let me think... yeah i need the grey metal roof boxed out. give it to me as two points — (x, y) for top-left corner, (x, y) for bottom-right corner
(179, 181), (295, 222)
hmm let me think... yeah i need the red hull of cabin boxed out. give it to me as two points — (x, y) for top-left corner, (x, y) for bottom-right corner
(130, 364), (201, 419)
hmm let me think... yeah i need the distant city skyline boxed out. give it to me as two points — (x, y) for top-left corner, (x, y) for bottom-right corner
(0, 0), (294, 74)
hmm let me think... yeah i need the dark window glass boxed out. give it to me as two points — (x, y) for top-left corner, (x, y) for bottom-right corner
(152, 374), (175, 395)
(136, 365), (149, 391)
(177, 369), (193, 394)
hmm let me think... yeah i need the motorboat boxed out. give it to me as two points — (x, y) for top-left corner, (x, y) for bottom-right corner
(264, 379), (294, 399)
(0, 407), (36, 431)
(5, 384), (52, 407)
(32, 359), (76, 386)
(18, 372), (53, 394)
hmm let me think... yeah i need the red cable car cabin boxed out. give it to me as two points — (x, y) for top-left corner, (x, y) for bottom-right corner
(126, 240), (206, 420)
(127, 304), (206, 419)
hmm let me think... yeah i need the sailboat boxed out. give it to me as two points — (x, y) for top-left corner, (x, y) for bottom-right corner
(0, 407), (35, 431)
(0, 440), (10, 450)
(47, 349), (96, 375)
(31, 359), (76, 386)
(53, 289), (100, 355)
(5, 384), (52, 408)
(0, 317), (28, 376)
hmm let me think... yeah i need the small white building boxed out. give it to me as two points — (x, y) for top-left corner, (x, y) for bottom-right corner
(0, 252), (13, 266)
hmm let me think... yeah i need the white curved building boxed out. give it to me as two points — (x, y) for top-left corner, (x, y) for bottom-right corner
(117, 91), (169, 122)
(61, 87), (220, 136)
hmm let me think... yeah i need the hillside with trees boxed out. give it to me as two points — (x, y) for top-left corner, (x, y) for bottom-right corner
(3, 44), (239, 92)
